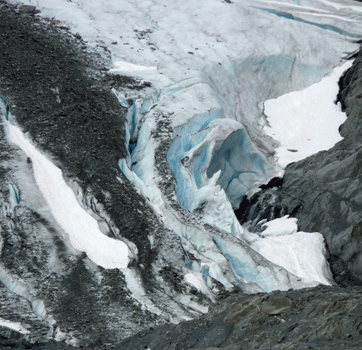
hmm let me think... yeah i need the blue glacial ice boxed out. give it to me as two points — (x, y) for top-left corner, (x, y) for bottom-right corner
(167, 111), (274, 210)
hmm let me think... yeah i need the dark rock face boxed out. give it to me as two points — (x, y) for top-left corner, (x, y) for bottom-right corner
(118, 286), (362, 350)
(235, 188), (289, 229)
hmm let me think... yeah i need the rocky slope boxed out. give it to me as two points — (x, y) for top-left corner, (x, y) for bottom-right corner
(0, 1), (196, 347)
(119, 285), (362, 350)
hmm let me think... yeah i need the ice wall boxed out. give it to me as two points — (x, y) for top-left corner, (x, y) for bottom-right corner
(167, 112), (274, 211)
(116, 88), (333, 294)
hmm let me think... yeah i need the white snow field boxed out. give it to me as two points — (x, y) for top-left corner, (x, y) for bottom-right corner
(264, 60), (353, 168)
(6, 121), (130, 270)
(7, 0), (362, 296)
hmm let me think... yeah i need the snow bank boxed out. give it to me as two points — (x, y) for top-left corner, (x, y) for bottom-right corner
(250, 216), (332, 286)
(264, 60), (353, 168)
(6, 122), (129, 269)
(0, 318), (30, 334)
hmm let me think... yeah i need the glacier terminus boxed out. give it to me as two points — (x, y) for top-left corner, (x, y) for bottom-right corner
(0, 0), (362, 348)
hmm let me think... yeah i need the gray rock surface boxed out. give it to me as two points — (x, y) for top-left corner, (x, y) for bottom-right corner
(118, 286), (362, 350)
(18, 5), (40, 14)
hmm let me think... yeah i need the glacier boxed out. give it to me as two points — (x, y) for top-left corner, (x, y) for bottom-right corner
(8, 0), (362, 290)
(1, 0), (362, 346)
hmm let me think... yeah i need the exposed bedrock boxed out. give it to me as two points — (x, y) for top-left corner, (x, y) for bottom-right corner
(5, 286), (362, 349)
(119, 285), (362, 350)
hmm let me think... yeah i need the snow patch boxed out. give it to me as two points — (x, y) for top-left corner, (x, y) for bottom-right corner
(6, 122), (129, 270)
(0, 318), (30, 334)
(249, 216), (333, 286)
(264, 60), (353, 168)
(261, 215), (298, 237)
(110, 61), (157, 73)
